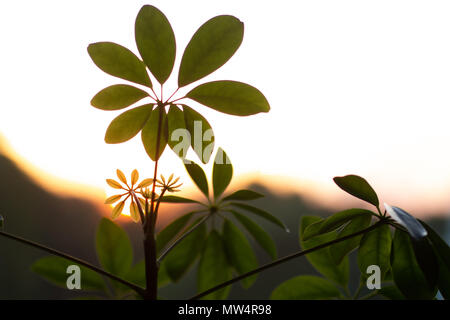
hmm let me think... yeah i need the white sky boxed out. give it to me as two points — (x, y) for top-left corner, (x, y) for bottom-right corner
(1, 1), (450, 214)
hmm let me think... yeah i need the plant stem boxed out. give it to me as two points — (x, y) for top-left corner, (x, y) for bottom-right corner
(143, 102), (165, 300)
(143, 232), (158, 300)
(189, 220), (387, 300)
(157, 213), (211, 263)
(0, 230), (146, 297)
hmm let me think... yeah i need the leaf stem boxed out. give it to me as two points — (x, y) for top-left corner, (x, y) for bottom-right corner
(164, 87), (179, 104)
(189, 219), (388, 300)
(170, 96), (187, 104)
(157, 213), (211, 263)
(0, 230), (146, 297)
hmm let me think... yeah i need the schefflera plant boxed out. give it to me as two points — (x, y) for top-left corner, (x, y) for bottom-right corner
(157, 148), (288, 299)
(80, 4), (271, 300)
(87, 5), (270, 164)
(271, 175), (450, 300)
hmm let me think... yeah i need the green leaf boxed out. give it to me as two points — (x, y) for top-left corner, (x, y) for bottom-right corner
(96, 218), (133, 277)
(87, 42), (151, 87)
(184, 161), (209, 198)
(391, 229), (435, 299)
(300, 216), (349, 287)
(159, 196), (201, 204)
(222, 190), (264, 201)
(135, 5), (176, 84)
(357, 224), (392, 280)
(420, 221), (450, 267)
(385, 204), (427, 240)
(420, 220), (450, 299)
(303, 209), (374, 241)
(412, 238), (439, 295)
(178, 15), (244, 87)
(156, 212), (194, 255)
(123, 259), (170, 289)
(333, 175), (379, 207)
(213, 148), (233, 199)
(271, 275), (341, 300)
(329, 214), (372, 265)
(379, 285), (406, 300)
(105, 104), (153, 144)
(186, 80), (270, 116)
(141, 105), (168, 161)
(231, 202), (287, 231)
(222, 219), (258, 288)
(31, 256), (106, 292)
(157, 260), (171, 288)
(164, 218), (207, 282)
(91, 85), (149, 110)
(231, 210), (276, 259)
(182, 105), (214, 164)
(197, 230), (232, 299)
(167, 105), (188, 158)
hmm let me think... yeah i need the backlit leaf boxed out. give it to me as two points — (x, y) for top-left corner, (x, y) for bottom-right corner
(96, 218), (133, 277)
(391, 229), (435, 299)
(184, 161), (209, 198)
(135, 5), (176, 84)
(131, 169), (139, 186)
(167, 105), (188, 158)
(178, 15), (243, 87)
(329, 214), (372, 265)
(333, 175), (379, 207)
(164, 219), (207, 282)
(116, 169), (127, 185)
(186, 80), (270, 116)
(104, 194), (122, 205)
(231, 210), (276, 259)
(357, 224), (392, 280)
(182, 105), (214, 164)
(212, 148), (233, 199)
(91, 84), (149, 110)
(87, 42), (151, 87)
(231, 202), (287, 231)
(303, 209), (374, 241)
(222, 190), (264, 201)
(106, 179), (122, 189)
(198, 231), (232, 299)
(222, 219), (258, 288)
(156, 212), (194, 255)
(32, 256), (106, 292)
(141, 105), (168, 161)
(111, 201), (125, 219)
(385, 204), (427, 240)
(271, 275), (341, 300)
(105, 104), (153, 144)
(300, 216), (349, 287)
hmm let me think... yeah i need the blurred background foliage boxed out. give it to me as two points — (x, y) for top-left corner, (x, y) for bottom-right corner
(1, 148), (448, 299)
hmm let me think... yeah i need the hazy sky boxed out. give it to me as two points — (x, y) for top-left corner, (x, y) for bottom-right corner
(1, 1), (450, 215)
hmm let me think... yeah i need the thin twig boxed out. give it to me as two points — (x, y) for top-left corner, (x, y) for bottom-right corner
(157, 213), (211, 263)
(0, 230), (146, 296)
(189, 220), (387, 300)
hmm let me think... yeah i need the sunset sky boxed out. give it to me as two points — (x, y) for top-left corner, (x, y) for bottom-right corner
(1, 1), (450, 216)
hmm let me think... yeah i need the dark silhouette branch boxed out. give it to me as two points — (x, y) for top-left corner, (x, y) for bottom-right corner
(0, 230), (146, 297)
(190, 219), (387, 300)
